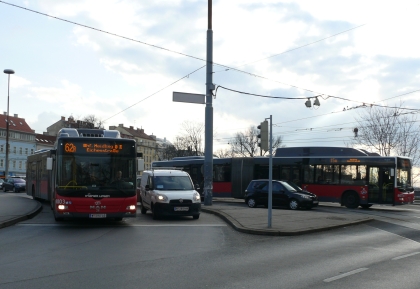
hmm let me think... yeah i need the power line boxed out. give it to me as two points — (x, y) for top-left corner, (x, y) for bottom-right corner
(103, 65), (206, 122)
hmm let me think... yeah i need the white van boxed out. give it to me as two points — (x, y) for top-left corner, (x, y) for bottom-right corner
(140, 169), (201, 220)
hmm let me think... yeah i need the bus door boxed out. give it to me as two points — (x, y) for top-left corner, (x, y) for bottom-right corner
(368, 166), (394, 204)
(35, 161), (42, 198)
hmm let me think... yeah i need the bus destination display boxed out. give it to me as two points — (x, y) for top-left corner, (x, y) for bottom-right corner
(63, 142), (124, 154)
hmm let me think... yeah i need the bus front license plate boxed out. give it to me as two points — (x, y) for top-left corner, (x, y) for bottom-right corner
(90, 214), (106, 218)
(174, 207), (189, 212)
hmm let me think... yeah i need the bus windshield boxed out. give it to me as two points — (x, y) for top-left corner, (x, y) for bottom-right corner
(57, 154), (136, 197)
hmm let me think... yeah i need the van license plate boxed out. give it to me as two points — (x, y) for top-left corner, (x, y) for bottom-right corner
(90, 214), (106, 218)
(174, 207), (189, 211)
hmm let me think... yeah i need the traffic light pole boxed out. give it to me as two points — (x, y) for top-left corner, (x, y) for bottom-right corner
(204, 0), (214, 206)
(268, 115), (273, 228)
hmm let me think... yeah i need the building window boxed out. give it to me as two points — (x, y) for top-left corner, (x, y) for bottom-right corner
(19, 147), (22, 155)
(19, 161), (22, 169)
(13, 146), (16, 154)
(0, 159), (3, 167)
(12, 160), (16, 169)
(25, 148), (28, 155)
(0, 145), (3, 153)
(30, 149), (34, 155)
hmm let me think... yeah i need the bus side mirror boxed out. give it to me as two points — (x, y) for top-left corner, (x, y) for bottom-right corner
(137, 159), (144, 172)
(46, 157), (53, 170)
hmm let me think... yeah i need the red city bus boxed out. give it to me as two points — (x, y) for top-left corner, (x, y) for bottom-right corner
(26, 128), (143, 221)
(152, 147), (415, 208)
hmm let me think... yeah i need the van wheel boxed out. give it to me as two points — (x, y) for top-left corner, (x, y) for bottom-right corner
(140, 201), (147, 214)
(152, 206), (159, 220)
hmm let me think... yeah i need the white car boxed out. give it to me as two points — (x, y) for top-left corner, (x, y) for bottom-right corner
(140, 169), (201, 220)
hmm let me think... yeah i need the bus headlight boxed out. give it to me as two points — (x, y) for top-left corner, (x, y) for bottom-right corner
(57, 205), (68, 210)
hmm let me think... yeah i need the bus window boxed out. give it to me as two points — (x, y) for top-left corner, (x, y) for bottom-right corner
(303, 165), (315, 184)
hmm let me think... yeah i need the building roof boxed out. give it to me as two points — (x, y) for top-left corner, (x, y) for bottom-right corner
(0, 113), (34, 134)
(35, 133), (56, 146)
(111, 124), (156, 141)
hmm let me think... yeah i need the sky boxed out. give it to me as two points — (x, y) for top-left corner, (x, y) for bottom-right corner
(1, 0), (420, 153)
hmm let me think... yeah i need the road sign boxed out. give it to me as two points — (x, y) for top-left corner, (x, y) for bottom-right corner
(173, 92), (205, 104)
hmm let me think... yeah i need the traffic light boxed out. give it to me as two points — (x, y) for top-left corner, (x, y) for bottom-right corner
(257, 120), (269, 151)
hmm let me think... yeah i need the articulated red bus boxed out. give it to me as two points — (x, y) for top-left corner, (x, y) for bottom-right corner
(26, 128), (143, 221)
(152, 147), (415, 208)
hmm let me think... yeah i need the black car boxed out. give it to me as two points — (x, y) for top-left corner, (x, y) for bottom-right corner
(3, 177), (26, 193)
(244, 179), (318, 210)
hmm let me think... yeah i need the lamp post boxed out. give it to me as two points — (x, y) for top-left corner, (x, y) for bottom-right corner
(3, 69), (14, 179)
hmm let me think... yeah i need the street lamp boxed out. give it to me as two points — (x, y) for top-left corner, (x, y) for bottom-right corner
(3, 69), (15, 179)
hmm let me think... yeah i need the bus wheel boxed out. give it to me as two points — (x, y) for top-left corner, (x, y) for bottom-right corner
(54, 213), (64, 222)
(344, 192), (359, 209)
(360, 204), (372, 209)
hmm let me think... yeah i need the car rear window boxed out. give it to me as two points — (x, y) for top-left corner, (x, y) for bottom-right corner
(14, 178), (25, 183)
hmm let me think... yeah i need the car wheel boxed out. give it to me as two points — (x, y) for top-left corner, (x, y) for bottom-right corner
(3, 186), (6, 192)
(246, 198), (257, 208)
(344, 192), (359, 209)
(193, 214), (200, 220)
(288, 199), (299, 210)
(140, 201), (147, 214)
(13, 187), (17, 193)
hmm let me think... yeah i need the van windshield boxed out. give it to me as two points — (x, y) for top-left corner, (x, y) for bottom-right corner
(153, 176), (194, 190)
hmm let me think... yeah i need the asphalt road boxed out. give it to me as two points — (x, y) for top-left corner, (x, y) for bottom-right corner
(1, 199), (420, 289)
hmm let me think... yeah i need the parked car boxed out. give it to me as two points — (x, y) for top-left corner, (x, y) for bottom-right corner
(140, 169), (201, 219)
(3, 177), (26, 193)
(0, 178), (4, 189)
(244, 179), (318, 210)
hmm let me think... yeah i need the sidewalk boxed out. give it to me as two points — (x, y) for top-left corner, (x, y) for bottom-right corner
(0, 193), (42, 229)
(0, 194), (373, 236)
(202, 198), (373, 236)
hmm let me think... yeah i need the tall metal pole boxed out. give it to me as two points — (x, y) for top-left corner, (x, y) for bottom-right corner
(204, 0), (214, 206)
(268, 115), (273, 228)
(3, 69), (14, 179)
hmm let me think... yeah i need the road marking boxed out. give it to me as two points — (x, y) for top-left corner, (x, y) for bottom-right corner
(324, 268), (369, 283)
(17, 223), (227, 227)
(392, 252), (420, 260)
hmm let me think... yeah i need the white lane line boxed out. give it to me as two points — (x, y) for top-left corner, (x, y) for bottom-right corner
(392, 252), (420, 260)
(324, 268), (369, 283)
(17, 223), (227, 227)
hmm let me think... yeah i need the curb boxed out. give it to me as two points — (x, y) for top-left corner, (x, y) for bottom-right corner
(201, 207), (374, 236)
(0, 200), (43, 229)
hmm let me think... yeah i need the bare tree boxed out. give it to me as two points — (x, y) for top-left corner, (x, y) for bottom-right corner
(214, 147), (235, 158)
(82, 115), (105, 129)
(229, 126), (284, 157)
(179, 121), (204, 156)
(352, 104), (420, 182)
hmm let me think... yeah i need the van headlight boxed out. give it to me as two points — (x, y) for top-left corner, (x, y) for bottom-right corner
(193, 192), (201, 202)
(156, 194), (168, 202)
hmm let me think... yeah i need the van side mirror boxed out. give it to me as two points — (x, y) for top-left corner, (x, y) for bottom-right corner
(194, 183), (200, 190)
